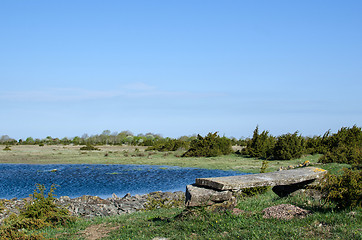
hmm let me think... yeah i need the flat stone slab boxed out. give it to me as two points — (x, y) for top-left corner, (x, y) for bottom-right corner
(195, 167), (327, 191)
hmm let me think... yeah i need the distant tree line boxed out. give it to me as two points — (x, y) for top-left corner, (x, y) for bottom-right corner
(1, 125), (361, 165)
(0, 130), (196, 148)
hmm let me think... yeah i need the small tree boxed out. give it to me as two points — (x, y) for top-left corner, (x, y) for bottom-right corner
(319, 126), (362, 166)
(181, 132), (233, 157)
(273, 132), (305, 160)
(244, 126), (275, 159)
(319, 168), (361, 209)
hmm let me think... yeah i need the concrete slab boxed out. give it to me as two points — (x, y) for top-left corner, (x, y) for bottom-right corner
(195, 167), (327, 191)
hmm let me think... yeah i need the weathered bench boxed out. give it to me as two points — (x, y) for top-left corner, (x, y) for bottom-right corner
(185, 167), (327, 207)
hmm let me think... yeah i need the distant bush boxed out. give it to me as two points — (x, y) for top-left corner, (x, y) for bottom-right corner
(273, 132), (305, 160)
(146, 138), (189, 152)
(122, 150), (129, 157)
(319, 126), (362, 166)
(182, 132), (233, 157)
(319, 168), (361, 209)
(2, 146), (11, 151)
(243, 126), (276, 159)
(80, 144), (100, 151)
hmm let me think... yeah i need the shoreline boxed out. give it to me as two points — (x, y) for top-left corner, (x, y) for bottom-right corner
(0, 190), (185, 223)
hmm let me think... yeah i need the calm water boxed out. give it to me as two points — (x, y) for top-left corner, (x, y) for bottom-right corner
(0, 164), (246, 199)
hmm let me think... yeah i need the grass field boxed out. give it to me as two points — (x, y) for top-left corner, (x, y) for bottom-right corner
(0, 145), (346, 174)
(0, 145), (360, 239)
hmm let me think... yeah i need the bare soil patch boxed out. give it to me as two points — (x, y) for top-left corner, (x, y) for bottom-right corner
(78, 223), (120, 240)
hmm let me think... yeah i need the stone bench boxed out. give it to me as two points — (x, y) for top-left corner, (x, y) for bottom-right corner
(185, 167), (327, 207)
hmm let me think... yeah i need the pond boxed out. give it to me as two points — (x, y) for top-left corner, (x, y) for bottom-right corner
(0, 164), (246, 199)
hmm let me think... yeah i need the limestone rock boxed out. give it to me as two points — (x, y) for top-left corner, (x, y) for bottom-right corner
(185, 184), (236, 207)
(196, 167), (327, 191)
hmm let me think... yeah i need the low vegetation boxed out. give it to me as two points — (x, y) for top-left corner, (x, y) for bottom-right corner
(0, 185), (74, 240)
(319, 168), (361, 209)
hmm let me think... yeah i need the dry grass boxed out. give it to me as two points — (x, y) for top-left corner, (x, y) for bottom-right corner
(0, 145), (322, 173)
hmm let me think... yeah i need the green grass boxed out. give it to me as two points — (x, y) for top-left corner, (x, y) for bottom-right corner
(37, 190), (361, 240)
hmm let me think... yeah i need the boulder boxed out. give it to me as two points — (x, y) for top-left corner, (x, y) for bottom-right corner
(185, 184), (236, 208)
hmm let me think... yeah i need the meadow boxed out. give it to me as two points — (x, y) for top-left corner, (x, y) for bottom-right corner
(0, 144), (343, 173)
(0, 145), (360, 239)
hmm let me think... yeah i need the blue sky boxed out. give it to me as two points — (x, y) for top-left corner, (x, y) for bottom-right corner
(1, 1), (361, 140)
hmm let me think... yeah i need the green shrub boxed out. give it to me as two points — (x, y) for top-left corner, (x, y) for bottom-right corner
(80, 144), (100, 151)
(243, 126), (275, 159)
(2, 146), (11, 151)
(146, 138), (189, 152)
(319, 126), (362, 165)
(21, 184), (74, 227)
(181, 132), (233, 157)
(319, 168), (361, 209)
(273, 132), (305, 160)
(0, 225), (45, 240)
(304, 132), (329, 155)
(0, 184), (74, 239)
(320, 145), (362, 166)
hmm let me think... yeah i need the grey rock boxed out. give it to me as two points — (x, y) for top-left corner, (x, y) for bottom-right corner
(123, 193), (131, 199)
(185, 184), (235, 207)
